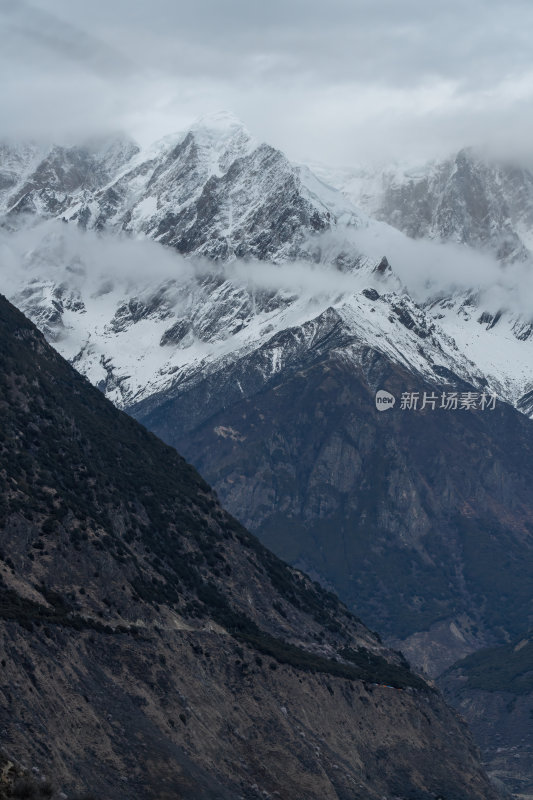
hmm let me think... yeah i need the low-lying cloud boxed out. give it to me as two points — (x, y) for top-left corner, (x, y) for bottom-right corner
(1, 218), (531, 322)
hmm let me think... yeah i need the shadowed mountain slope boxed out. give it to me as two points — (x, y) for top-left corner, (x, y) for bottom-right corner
(132, 332), (533, 678)
(0, 294), (501, 799)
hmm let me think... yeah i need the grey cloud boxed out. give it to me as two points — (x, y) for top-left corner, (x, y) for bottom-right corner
(32, 0), (533, 87)
(1, 0), (132, 76)
(1, 0), (533, 161)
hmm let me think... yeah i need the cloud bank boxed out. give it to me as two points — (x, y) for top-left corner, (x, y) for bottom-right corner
(1, 219), (531, 320)
(2, 0), (533, 163)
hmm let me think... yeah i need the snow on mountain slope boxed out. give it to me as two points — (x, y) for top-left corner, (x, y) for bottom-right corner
(3, 136), (140, 219)
(1, 115), (532, 418)
(0, 217), (517, 416)
(310, 148), (533, 263)
(3, 112), (361, 263)
(0, 142), (46, 212)
(424, 292), (533, 408)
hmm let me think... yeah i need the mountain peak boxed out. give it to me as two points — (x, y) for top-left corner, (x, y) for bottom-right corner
(188, 110), (256, 168)
(191, 109), (249, 133)
(144, 112), (251, 157)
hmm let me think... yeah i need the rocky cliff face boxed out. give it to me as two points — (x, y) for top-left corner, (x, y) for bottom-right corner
(312, 147), (533, 262)
(127, 319), (533, 796)
(375, 149), (533, 261)
(0, 293), (501, 799)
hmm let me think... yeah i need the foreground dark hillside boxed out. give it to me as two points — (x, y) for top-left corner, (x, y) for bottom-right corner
(0, 293), (500, 799)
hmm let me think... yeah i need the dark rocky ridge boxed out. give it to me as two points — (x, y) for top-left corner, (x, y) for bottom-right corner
(0, 294), (500, 799)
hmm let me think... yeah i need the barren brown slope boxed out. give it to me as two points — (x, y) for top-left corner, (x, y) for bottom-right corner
(0, 294), (499, 800)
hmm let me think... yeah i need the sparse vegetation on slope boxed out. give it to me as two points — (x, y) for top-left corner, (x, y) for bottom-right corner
(0, 295), (499, 800)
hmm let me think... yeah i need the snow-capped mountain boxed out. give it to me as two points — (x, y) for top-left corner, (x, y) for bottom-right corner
(309, 148), (533, 410)
(3, 112), (360, 262)
(4, 119), (533, 418)
(310, 147), (533, 262)
(1, 136), (140, 217)
(2, 221), (494, 411)
(2, 114), (533, 653)
(423, 290), (533, 411)
(3, 226), (532, 420)
(1, 113), (532, 415)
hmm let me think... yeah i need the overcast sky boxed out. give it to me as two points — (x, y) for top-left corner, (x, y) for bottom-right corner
(1, 0), (532, 165)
